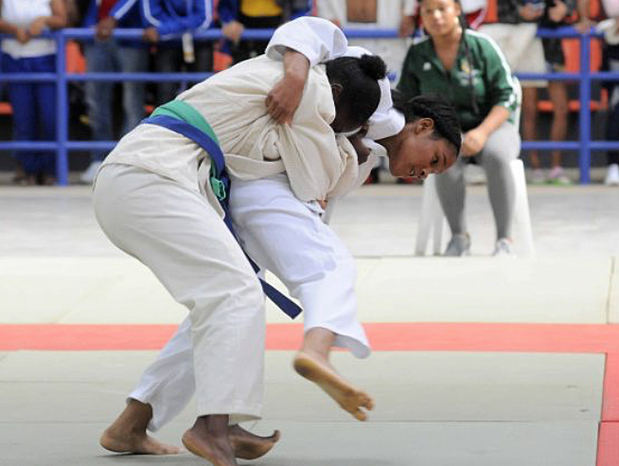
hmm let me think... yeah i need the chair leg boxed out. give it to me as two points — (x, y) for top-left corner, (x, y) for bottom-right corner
(416, 175), (445, 256)
(432, 211), (445, 256)
(510, 159), (535, 257)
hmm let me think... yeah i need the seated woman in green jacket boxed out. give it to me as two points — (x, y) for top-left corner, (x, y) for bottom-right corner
(398, 0), (521, 256)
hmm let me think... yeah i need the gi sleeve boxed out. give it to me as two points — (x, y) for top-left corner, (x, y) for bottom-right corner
(265, 16), (349, 66)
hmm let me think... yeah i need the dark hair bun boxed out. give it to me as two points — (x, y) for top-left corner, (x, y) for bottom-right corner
(359, 54), (387, 81)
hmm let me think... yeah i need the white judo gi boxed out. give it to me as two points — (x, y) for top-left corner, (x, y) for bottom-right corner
(116, 17), (408, 431)
(94, 51), (363, 425)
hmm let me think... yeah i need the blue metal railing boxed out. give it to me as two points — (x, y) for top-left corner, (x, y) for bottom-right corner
(0, 26), (618, 184)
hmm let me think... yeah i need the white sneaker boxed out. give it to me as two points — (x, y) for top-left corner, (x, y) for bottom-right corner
(529, 169), (546, 185)
(547, 166), (572, 185)
(80, 160), (103, 184)
(492, 238), (514, 257)
(605, 164), (619, 186)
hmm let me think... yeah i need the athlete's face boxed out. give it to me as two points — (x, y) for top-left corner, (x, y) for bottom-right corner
(388, 119), (458, 180)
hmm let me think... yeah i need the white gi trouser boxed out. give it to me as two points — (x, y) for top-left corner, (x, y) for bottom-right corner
(128, 173), (369, 432)
(93, 164), (266, 425)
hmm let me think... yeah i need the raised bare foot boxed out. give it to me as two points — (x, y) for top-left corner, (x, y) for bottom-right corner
(293, 351), (374, 421)
(100, 427), (182, 455)
(228, 424), (280, 459)
(182, 416), (238, 466)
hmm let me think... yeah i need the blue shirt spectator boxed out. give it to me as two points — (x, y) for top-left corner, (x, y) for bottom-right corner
(141, 0), (213, 37)
(139, 0), (216, 105)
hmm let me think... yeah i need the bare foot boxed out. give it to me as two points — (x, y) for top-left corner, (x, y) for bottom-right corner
(293, 351), (374, 421)
(182, 425), (238, 466)
(228, 424), (280, 460)
(100, 428), (182, 455)
(100, 400), (182, 455)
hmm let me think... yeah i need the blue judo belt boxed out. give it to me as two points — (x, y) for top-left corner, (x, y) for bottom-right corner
(142, 103), (302, 319)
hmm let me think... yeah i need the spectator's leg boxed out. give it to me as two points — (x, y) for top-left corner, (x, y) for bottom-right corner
(34, 54), (58, 181)
(606, 61), (619, 167)
(522, 86), (539, 171)
(548, 81), (568, 168)
(435, 157), (468, 236)
(607, 95), (619, 166)
(118, 46), (149, 134)
(605, 67), (619, 185)
(5, 55), (37, 180)
(83, 41), (116, 162)
(193, 41), (214, 72)
(543, 36), (570, 182)
(154, 46), (182, 106)
(478, 122), (520, 240)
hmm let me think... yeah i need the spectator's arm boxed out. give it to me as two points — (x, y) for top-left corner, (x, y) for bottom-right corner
(217, 0), (238, 25)
(575, 0), (592, 33)
(187, 0), (214, 31)
(142, 0), (213, 36)
(459, 36), (514, 156)
(482, 36), (518, 116)
(65, 0), (80, 26)
(28, 0), (68, 36)
(0, 0), (24, 36)
(110, 0), (140, 22)
(140, 0), (165, 31)
(265, 16), (349, 66)
(461, 105), (509, 156)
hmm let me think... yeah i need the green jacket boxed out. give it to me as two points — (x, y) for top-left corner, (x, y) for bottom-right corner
(397, 29), (518, 132)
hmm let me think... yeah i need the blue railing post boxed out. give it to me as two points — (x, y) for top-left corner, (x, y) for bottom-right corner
(55, 30), (69, 186)
(579, 31), (592, 184)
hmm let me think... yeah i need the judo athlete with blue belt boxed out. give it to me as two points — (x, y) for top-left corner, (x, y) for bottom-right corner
(93, 47), (386, 464)
(95, 17), (464, 463)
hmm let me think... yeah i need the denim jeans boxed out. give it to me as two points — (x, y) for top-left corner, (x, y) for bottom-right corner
(83, 40), (149, 162)
(1, 53), (56, 175)
(154, 41), (213, 105)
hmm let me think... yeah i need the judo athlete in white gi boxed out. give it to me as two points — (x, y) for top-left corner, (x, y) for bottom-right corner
(97, 17), (465, 462)
(93, 46), (387, 464)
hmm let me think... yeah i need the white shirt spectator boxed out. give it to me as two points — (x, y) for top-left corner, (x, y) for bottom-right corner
(1, 0), (56, 58)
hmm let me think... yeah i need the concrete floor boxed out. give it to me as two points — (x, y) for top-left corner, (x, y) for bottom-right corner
(1, 180), (618, 465)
